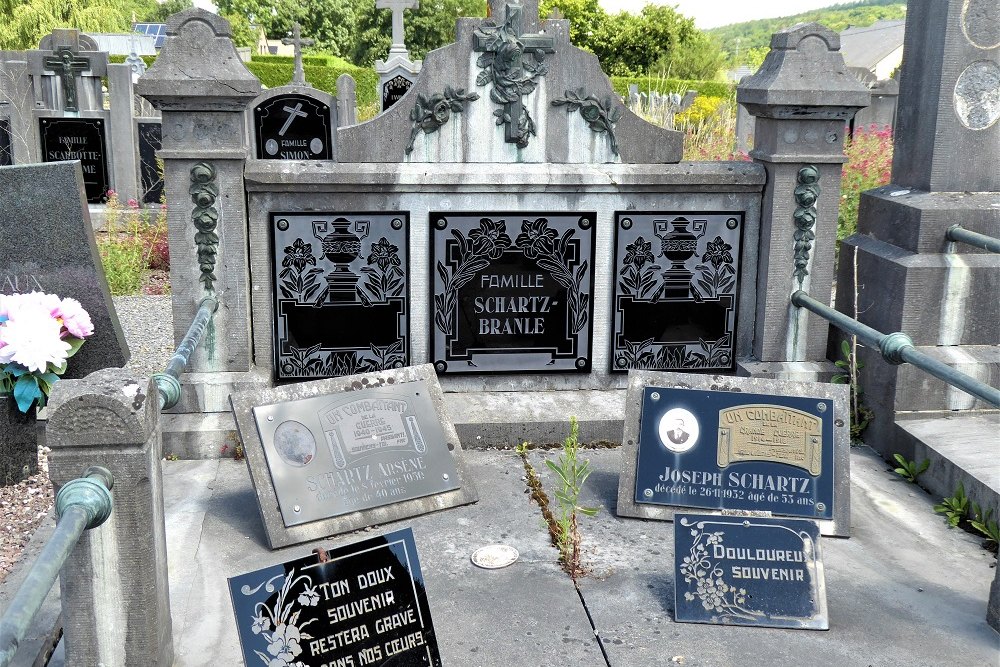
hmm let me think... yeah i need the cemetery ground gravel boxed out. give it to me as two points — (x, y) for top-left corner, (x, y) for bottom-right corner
(0, 295), (173, 584)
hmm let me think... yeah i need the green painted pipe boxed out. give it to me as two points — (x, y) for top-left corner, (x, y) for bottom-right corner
(791, 290), (1000, 408)
(947, 225), (1000, 254)
(152, 296), (219, 410)
(0, 467), (113, 666)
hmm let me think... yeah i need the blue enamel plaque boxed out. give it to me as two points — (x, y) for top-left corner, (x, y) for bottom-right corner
(674, 513), (828, 630)
(634, 386), (835, 519)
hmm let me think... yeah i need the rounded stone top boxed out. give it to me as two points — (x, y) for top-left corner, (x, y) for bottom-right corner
(737, 22), (871, 119)
(166, 7), (234, 36)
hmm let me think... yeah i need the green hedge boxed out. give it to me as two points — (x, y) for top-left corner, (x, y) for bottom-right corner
(244, 62), (378, 110)
(250, 53), (337, 67)
(610, 76), (735, 101)
(108, 54), (157, 67)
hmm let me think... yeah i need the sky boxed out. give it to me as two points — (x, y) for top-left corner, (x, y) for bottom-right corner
(597, 0), (845, 29)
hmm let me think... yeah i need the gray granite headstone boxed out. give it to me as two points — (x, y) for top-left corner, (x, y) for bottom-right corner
(0, 161), (129, 377)
(230, 363), (478, 549)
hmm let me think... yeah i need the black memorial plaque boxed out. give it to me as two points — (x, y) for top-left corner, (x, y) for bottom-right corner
(254, 93), (334, 160)
(0, 118), (12, 166)
(229, 527), (443, 666)
(39, 117), (108, 203)
(251, 378), (459, 527)
(271, 212), (409, 382)
(430, 212), (596, 374)
(674, 513), (828, 630)
(382, 74), (414, 111)
(634, 386), (835, 520)
(137, 121), (163, 204)
(611, 212), (743, 373)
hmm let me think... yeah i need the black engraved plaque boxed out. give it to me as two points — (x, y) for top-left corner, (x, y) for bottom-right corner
(0, 118), (12, 166)
(611, 212), (743, 372)
(39, 117), (108, 203)
(382, 74), (414, 111)
(252, 379), (459, 527)
(271, 212), (409, 382)
(430, 212), (596, 374)
(674, 513), (828, 630)
(229, 527), (443, 666)
(137, 121), (162, 204)
(254, 93), (334, 160)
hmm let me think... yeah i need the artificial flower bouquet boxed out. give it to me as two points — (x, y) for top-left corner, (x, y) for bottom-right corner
(0, 291), (93, 413)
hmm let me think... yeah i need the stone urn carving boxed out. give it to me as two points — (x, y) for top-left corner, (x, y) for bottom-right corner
(312, 217), (370, 304)
(655, 216), (706, 298)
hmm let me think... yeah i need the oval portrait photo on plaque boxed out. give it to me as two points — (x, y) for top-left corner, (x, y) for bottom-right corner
(657, 407), (699, 452)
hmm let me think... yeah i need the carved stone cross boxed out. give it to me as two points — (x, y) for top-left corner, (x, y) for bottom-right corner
(279, 102), (307, 136)
(42, 46), (91, 112)
(376, 0), (419, 53)
(282, 23), (314, 86)
(474, 2), (555, 148)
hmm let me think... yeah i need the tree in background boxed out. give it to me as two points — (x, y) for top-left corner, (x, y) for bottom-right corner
(350, 0), (484, 67)
(0, 0), (154, 50)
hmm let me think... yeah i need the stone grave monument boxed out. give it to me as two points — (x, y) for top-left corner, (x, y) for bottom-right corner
(27, 29), (111, 202)
(0, 57), (39, 165)
(375, 0), (422, 113)
(250, 23), (337, 161)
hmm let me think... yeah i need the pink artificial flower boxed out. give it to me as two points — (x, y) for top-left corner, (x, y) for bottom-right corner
(0, 302), (70, 372)
(55, 297), (93, 339)
(107, 189), (116, 197)
(127, 198), (139, 209)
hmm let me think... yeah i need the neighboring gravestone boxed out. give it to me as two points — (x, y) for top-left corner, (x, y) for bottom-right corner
(0, 103), (11, 165)
(336, 74), (358, 126)
(430, 211), (595, 374)
(136, 120), (163, 203)
(375, 0), (422, 113)
(38, 117), (109, 202)
(270, 212), (408, 380)
(0, 162), (129, 376)
(229, 527), (442, 666)
(610, 212), (743, 373)
(617, 371), (850, 537)
(674, 513), (828, 630)
(0, 59), (40, 165)
(230, 364), (478, 548)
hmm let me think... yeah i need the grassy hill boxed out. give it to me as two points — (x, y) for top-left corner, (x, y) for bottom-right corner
(708, 0), (906, 61)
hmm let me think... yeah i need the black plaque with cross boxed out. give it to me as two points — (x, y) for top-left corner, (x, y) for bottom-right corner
(254, 94), (334, 160)
(42, 47), (91, 113)
(473, 2), (555, 148)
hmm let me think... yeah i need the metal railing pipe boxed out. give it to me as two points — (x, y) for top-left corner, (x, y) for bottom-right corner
(0, 467), (113, 667)
(947, 225), (1000, 253)
(791, 290), (1000, 408)
(151, 296), (219, 410)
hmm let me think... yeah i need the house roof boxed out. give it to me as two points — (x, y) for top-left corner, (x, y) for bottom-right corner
(84, 33), (158, 55)
(839, 19), (905, 71)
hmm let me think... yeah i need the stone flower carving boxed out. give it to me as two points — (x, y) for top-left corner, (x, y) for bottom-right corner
(405, 86), (480, 154)
(552, 88), (623, 156)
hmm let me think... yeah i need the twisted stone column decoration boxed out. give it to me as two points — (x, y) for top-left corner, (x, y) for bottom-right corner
(792, 165), (820, 287)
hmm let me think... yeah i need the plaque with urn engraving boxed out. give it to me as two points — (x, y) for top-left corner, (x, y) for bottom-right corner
(430, 212), (596, 374)
(229, 527), (443, 666)
(611, 212), (743, 373)
(39, 117), (108, 203)
(633, 386), (835, 520)
(254, 93), (334, 160)
(270, 213), (409, 382)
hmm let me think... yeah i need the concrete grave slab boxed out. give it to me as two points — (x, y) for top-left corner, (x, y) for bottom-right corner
(230, 364), (479, 548)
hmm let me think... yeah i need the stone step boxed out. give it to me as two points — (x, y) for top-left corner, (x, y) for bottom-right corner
(894, 412), (1000, 517)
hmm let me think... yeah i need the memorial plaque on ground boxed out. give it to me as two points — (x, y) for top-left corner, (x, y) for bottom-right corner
(229, 527), (443, 666)
(617, 372), (850, 537)
(430, 212), (596, 374)
(254, 93), (334, 160)
(611, 212), (743, 373)
(0, 117), (12, 166)
(137, 121), (163, 204)
(230, 364), (478, 548)
(270, 212), (409, 381)
(382, 74), (414, 111)
(674, 513), (828, 630)
(0, 162), (129, 377)
(38, 117), (108, 203)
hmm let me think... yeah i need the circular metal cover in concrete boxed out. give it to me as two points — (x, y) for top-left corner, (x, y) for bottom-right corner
(471, 544), (519, 569)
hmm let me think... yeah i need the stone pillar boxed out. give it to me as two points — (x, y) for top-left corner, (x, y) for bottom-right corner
(46, 369), (172, 666)
(136, 9), (261, 374)
(108, 63), (139, 202)
(834, 0), (1000, 502)
(337, 73), (358, 126)
(737, 24), (869, 365)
